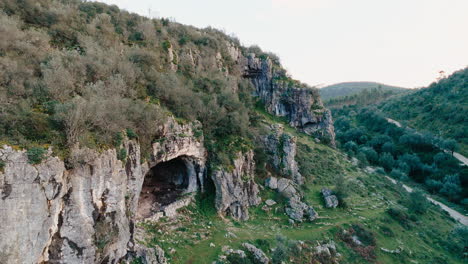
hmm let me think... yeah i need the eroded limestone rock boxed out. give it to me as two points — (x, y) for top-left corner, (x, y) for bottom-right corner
(211, 151), (261, 220)
(321, 188), (339, 208)
(264, 124), (303, 184)
(244, 54), (335, 145)
(242, 243), (269, 264)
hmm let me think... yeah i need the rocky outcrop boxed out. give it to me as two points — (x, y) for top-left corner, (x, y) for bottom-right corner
(321, 188), (339, 208)
(265, 177), (318, 222)
(0, 146), (66, 264)
(0, 117), (208, 264)
(286, 196), (318, 222)
(264, 124), (303, 184)
(242, 243), (269, 264)
(0, 140), (144, 264)
(243, 54), (335, 145)
(211, 151), (261, 220)
(149, 119), (206, 193)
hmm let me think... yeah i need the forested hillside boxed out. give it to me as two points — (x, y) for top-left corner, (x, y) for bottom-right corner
(379, 68), (468, 155)
(320, 82), (407, 100)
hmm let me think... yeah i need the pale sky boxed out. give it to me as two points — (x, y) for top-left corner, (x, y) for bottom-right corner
(97, 0), (468, 88)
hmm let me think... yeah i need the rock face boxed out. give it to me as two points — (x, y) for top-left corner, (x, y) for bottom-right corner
(0, 117), (208, 264)
(321, 188), (339, 208)
(0, 141), (144, 264)
(244, 54), (335, 145)
(211, 151), (261, 220)
(264, 124), (303, 184)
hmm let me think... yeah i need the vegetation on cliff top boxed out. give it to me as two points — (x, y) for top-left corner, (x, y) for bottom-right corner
(0, 0), (292, 166)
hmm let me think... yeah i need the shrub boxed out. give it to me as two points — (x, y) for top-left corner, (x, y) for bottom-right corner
(126, 128), (138, 140)
(27, 147), (47, 164)
(114, 132), (124, 147)
(407, 190), (430, 214)
(0, 160), (5, 172)
(117, 148), (127, 161)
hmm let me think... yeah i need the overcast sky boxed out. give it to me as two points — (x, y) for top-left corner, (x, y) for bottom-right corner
(97, 0), (468, 88)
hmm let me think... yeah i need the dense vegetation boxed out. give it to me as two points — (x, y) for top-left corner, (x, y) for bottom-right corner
(319, 82), (407, 101)
(379, 68), (468, 156)
(0, 0), (287, 166)
(324, 86), (410, 109)
(333, 106), (468, 207)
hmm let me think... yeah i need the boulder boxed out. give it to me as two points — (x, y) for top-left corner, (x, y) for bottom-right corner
(265, 199), (277, 206)
(242, 243), (269, 264)
(321, 188), (339, 208)
(277, 178), (298, 198)
(265, 176), (278, 190)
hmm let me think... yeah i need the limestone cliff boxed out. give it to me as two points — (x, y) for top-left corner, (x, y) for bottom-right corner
(264, 124), (303, 184)
(0, 117), (209, 264)
(211, 151), (261, 220)
(243, 54), (336, 145)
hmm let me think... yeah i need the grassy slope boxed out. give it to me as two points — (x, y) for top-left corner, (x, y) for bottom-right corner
(137, 110), (463, 264)
(320, 82), (408, 101)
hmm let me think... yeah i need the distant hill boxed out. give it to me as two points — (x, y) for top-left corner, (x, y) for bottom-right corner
(324, 86), (412, 109)
(320, 82), (408, 100)
(379, 67), (468, 155)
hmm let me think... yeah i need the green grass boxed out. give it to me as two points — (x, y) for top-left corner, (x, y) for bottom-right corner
(136, 110), (464, 264)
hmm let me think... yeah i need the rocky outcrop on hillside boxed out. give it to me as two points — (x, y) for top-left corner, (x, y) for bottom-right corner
(0, 141), (143, 264)
(265, 176), (318, 222)
(211, 151), (261, 220)
(0, 117), (209, 264)
(243, 54), (336, 145)
(264, 124), (303, 184)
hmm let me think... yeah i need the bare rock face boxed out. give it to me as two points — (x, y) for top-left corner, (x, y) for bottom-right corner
(149, 119), (207, 193)
(264, 124), (303, 184)
(0, 118), (208, 264)
(0, 140), (144, 264)
(0, 146), (66, 264)
(243, 54), (335, 146)
(211, 151), (261, 220)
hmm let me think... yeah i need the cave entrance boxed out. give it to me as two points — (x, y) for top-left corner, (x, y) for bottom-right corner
(137, 156), (197, 220)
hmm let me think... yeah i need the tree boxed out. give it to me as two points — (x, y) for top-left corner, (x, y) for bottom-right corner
(441, 139), (458, 155)
(408, 190), (429, 214)
(344, 141), (358, 154)
(360, 147), (378, 164)
(379, 152), (395, 171)
(440, 174), (462, 201)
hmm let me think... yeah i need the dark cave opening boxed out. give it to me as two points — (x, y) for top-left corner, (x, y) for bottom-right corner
(136, 156), (192, 219)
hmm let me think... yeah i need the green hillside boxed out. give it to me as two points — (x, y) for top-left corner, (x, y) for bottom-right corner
(320, 82), (408, 101)
(324, 86), (411, 109)
(379, 68), (468, 156)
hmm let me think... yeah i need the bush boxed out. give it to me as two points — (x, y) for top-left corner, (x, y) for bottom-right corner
(0, 160), (5, 171)
(126, 128), (138, 140)
(117, 148), (127, 161)
(407, 190), (430, 214)
(27, 147), (47, 164)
